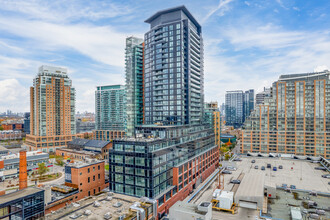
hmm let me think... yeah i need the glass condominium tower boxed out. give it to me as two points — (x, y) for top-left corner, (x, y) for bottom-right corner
(242, 71), (330, 158)
(125, 36), (144, 137)
(144, 6), (204, 125)
(95, 85), (126, 131)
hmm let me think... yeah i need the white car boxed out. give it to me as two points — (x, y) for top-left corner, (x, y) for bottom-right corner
(226, 166), (237, 171)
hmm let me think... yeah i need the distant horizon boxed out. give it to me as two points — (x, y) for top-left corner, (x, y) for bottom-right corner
(0, 0), (329, 112)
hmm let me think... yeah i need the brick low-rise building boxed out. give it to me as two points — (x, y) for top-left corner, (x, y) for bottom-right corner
(46, 160), (108, 213)
(65, 160), (108, 200)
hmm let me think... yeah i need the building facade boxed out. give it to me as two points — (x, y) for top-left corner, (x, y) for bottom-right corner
(144, 6), (204, 125)
(95, 85), (126, 131)
(244, 89), (254, 120)
(242, 71), (330, 158)
(0, 188), (45, 219)
(109, 124), (218, 216)
(93, 130), (125, 141)
(126, 36), (145, 137)
(26, 65), (80, 152)
(225, 91), (244, 128)
(1, 120), (24, 131)
(65, 160), (107, 200)
(225, 89), (254, 128)
(204, 102), (221, 147)
(256, 87), (271, 105)
(24, 112), (30, 134)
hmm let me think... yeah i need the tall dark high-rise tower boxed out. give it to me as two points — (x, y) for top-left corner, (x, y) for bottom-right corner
(144, 6), (204, 125)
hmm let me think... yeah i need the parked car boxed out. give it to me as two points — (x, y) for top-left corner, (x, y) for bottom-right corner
(234, 158), (242, 161)
(311, 160), (320, 163)
(315, 167), (327, 171)
(254, 165), (258, 169)
(328, 182), (330, 185)
(273, 167), (277, 171)
(282, 183), (288, 188)
(321, 174), (330, 179)
(222, 170), (232, 174)
(267, 164), (271, 168)
(290, 185), (296, 189)
(251, 160), (256, 163)
(230, 180), (241, 184)
(279, 165), (283, 169)
(226, 166), (237, 171)
(261, 166), (265, 170)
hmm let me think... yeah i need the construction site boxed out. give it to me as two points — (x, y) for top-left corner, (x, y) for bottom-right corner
(174, 155), (330, 220)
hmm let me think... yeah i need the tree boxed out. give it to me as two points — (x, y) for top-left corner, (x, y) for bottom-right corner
(38, 162), (49, 178)
(55, 158), (64, 166)
(0, 126), (3, 131)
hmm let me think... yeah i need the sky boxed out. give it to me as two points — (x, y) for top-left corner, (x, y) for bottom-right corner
(0, 0), (330, 113)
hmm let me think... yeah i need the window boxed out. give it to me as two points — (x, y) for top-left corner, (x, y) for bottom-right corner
(88, 177), (90, 183)
(93, 175), (95, 181)
(88, 168), (90, 173)
(93, 167), (95, 171)
(98, 174), (100, 179)
(98, 165), (100, 170)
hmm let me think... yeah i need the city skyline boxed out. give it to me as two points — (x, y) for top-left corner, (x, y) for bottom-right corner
(0, 0), (330, 113)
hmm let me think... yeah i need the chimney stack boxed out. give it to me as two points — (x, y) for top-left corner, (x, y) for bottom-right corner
(19, 150), (27, 190)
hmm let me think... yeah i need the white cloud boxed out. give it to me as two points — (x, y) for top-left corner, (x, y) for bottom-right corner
(0, 0), (132, 23)
(244, 1), (250, 6)
(293, 7), (300, 11)
(204, 22), (330, 103)
(0, 55), (40, 79)
(276, 0), (288, 9)
(314, 65), (329, 72)
(0, 18), (131, 67)
(0, 79), (29, 112)
(202, 0), (234, 23)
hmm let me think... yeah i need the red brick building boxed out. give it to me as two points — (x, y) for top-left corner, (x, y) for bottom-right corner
(1, 121), (23, 131)
(45, 160), (108, 213)
(64, 160), (108, 200)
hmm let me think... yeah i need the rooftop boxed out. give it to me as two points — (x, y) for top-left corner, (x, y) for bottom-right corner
(68, 138), (89, 146)
(84, 140), (110, 149)
(68, 138), (110, 149)
(145, 5), (201, 30)
(235, 173), (265, 199)
(66, 160), (104, 168)
(46, 192), (142, 220)
(0, 187), (44, 205)
(57, 148), (95, 156)
(278, 70), (330, 81)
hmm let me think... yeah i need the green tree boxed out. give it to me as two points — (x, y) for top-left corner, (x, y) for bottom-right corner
(225, 154), (230, 160)
(38, 162), (49, 178)
(0, 126), (3, 131)
(56, 158), (64, 166)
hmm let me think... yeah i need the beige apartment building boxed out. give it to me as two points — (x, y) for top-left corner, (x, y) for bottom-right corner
(242, 71), (330, 158)
(26, 65), (82, 152)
